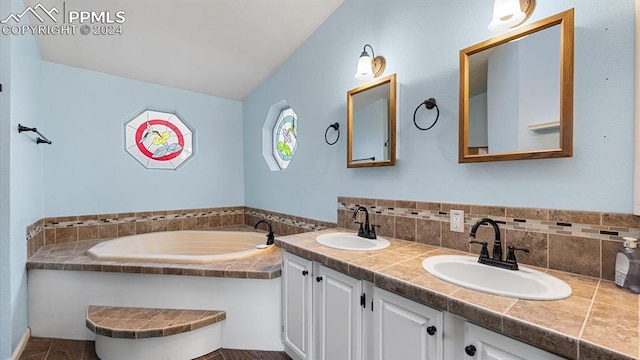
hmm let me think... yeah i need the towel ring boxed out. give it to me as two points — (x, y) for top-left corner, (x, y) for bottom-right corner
(413, 98), (440, 131)
(325, 122), (340, 145)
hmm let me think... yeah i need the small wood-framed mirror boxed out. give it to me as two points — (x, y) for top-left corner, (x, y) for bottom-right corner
(347, 74), (397, 168)
(459, 9), (574, 163)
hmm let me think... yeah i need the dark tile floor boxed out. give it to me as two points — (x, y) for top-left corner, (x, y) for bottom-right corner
(20, 337), (291, 360)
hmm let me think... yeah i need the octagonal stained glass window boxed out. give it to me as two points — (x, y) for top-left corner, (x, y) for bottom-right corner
(124, 109), (194, 170)
(272, 107), (298, 170)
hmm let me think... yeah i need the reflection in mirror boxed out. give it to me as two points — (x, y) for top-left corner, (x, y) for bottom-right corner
(460, 9), (573, 162)
(348, 74), (396, 167)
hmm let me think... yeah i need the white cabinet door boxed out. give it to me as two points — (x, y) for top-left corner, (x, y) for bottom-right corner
(463, 322), (565, 360)
(371, 286), (443, 360)
(314, 264), (363, 360)
(282, 251), (313, 360)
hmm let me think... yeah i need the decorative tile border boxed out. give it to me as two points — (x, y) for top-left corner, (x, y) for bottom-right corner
(26, 219), (44, 242)
(338, 202), (640, 242)
(244, 207), (334, 233)
(43, 207), (245, 230)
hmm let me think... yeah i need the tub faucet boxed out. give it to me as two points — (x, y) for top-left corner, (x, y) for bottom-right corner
(254, 220), (275, 245)
(352, 206), (377, 239)
(469, 217), (529, 270)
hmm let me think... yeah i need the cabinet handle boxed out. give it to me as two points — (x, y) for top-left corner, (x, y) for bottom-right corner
(465, 345), (477, 356)
(426, 326), (437, 336)
(302, 270), (308, 276)
(316, 276), (323, 282)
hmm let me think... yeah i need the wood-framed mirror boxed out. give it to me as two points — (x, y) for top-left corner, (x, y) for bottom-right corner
(347, 73), (397, 168)
(459, 9), (574, 163)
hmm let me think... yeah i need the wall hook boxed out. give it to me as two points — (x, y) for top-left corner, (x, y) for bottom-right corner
(18, 124), (52, 144)
(413, 98), (440, 131)
(325, 122), (340, 145)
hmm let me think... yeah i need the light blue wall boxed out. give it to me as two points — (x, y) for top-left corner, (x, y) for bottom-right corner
(243, 0), (635, 222)
(0, 0), (12, 355)
(1, 0), (44, 357)
(41, 62), (245, 216)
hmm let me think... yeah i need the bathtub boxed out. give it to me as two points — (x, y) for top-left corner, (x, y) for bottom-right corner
(87, 230), (274, 264)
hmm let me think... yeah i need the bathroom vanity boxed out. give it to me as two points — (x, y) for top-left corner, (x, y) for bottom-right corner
(277, 229), (633, 360)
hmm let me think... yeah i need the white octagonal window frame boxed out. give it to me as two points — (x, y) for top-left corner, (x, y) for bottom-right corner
(124, 109), (195, 170)
(262, 100), (298, 171)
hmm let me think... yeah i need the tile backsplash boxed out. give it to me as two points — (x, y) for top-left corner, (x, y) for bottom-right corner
(25, 206), (336, 258)
(338, 196), (640, 281)
(25, 207), (246, 258)
(243, 207), (335, 235)
(26, 197), (640, 282)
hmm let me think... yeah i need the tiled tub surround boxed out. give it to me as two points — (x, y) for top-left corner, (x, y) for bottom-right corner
(25, 206), (335, 258)
(26, 225), (282, 279)
(338, 197), (640, 281)
(276, 229), (640, 360)
(25, 207), (245, 258)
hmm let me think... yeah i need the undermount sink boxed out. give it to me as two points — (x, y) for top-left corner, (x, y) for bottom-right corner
(422, 255), (572, 300)
(316, 232), (390, 251)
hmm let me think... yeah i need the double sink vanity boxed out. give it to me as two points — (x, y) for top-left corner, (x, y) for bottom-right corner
(316, 8), (608, 359)
(278, 224), (636, 360)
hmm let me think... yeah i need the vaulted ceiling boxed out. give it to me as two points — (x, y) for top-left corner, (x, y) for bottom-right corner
(24, 0), (344, 100)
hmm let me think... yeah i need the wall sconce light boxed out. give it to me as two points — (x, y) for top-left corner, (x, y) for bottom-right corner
(488, 0), (536, 32)
(354, 44), (386, 80)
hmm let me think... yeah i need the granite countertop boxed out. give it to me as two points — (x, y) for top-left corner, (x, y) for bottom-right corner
(275, 229), (640, 360)
(26, 226), (282, 279)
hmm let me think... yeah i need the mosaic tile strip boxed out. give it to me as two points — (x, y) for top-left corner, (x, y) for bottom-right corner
(26, 218), (44, 242)
(43, 207), (245, 229)
(245, 208), (330, 232)
(338, 202), (640, 242)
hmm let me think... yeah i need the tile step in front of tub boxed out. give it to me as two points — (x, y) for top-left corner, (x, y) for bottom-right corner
(86, 306), (226, 360)
(86, 306), (226, 339)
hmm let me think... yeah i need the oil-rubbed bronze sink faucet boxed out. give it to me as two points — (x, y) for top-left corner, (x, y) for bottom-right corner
(469, 217), (529, 270)
(352, 206), (378, 239)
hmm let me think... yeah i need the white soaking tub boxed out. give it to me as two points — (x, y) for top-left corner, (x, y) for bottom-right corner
(87, 230), (273, 264)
